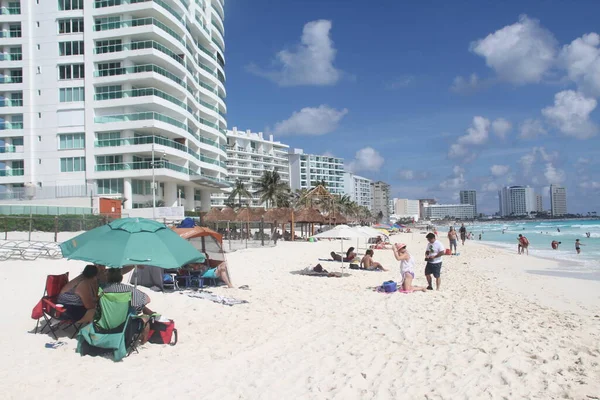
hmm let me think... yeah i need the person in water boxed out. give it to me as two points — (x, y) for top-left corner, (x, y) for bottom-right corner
(575, 239), (584, 254)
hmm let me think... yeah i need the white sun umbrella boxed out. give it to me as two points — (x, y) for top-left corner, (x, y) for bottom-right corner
(353, 226), (389, 251)
(313, 225), (372, 271)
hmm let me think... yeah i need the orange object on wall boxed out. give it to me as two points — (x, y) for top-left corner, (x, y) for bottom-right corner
(99, 198), (121, 218)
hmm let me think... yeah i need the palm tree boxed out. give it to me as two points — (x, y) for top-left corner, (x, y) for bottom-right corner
(254, 170), (290, 208)
(227, 179), (252, 208)
(290, 188), (310, 210)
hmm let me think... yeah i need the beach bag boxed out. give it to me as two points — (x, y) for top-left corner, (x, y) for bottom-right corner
(349, 264), (359, 270)
(148, 319), (177, 345)
(382, 281), (397, 293)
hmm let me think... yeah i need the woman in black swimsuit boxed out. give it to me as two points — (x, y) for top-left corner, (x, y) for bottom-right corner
(57, 265), (99, 323)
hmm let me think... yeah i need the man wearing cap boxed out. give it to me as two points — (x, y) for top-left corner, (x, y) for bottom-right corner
(424, 232), (446, 290)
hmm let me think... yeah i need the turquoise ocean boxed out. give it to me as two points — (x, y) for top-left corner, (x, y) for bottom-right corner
(463, 219), (600, 278)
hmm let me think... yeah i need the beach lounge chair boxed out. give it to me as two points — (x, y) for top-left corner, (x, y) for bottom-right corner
(32, 273), (82, 340)
(76, 290), (144, 362)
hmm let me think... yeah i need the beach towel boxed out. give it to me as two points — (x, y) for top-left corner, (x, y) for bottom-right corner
(371, 285), (411, 294)
(294, 268), (349, 278)
(185, 291), (248, 306)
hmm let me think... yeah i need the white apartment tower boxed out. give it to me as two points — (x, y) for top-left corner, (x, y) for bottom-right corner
(550, 184), (567, 217)
(0, 0), (228, 211)
(288, 149), (345, 195)
(213, 127), (289, 207)
(459, 190), (477, 216)
(535, 194), (543, 213)
(371, 180), (390, 222)
(343, 172), (371, 208)
(498, 186), (536, 217)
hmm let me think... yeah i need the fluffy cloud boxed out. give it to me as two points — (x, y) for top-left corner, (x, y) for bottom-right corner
(491, 118), (512, 139)
(346, 147), (384, 173)
(541, 90), (598, 139)
(450, 73), (481, 93)
(482, 182), (501, 192)
(448, 117), (490, 159)
(559, 33), (600, 97)
(519, 119), (547, 139)
(469, 15), (558, 84)
(490, 164), (510, 177)
(439, 166), (466, 190)
(580, 181), (600, 189)
(396, 169), (429, 180)
(544, 163), (566, 184)
(247, 20), (342, 86)
(272, 105), (348, 136)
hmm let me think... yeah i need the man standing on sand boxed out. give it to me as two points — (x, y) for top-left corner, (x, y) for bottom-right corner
(424, 232), (446, 290)
(518, 234), (529, 255)
(459, 224), (467, 245)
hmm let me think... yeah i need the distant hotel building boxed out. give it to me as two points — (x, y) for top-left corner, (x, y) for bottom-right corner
(459, 190), (477, 216)
(343, 172), (372, 208)
(288, 150), (345, 195)
(498, 186), (536, 217)
(536, 194), (544, 213)
(550, 184), (567, 217)
(418, 198), (436, 219)
(422, 203), (475, 220)
(0, 0), (229, 211)
(371, 181), (390, 222)
(212, 128), (289, 207)
(393, 198), (419, 220)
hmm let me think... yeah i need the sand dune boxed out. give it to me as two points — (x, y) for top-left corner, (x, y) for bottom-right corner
(1, 233), (599, 399)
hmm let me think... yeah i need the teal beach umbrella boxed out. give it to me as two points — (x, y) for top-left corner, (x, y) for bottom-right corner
(60, 218), (205, 269)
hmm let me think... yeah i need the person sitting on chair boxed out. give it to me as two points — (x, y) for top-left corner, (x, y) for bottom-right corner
(186, 254), (234, 288)
(57, 265), (99, 324)
(330, 247), (358, 262)
(360, 249), (389, 271)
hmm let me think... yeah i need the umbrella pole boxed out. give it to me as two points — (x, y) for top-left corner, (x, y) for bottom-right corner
(134, 265), (138, 288)
(341, 239), (344, 273)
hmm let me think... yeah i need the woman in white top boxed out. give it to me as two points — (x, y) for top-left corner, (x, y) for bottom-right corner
(392, 243), (427, 292)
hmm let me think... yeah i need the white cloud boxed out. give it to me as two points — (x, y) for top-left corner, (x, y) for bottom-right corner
(322, 151), (335, 157)
(519, 119), (547, 139)
(453, 165), (465, 175)
(450, 73), (481, 93)
(580, 181), (600, 189)
(346, 147), (384, 173)
(482, 182), (500, 192)
(448, 117), (490, 159)
(247, 20), (342, 86)
(439, 165), (466, 190)
(544, 163), (566, 184)
(491, 118), (512, 139)
(542, 90), (598, 139)
(490, 164), (510, 176)
(559, 33), (600, 97)
(448, 144), (468, 158)
(519, 151), (537, 175)
(469, 15), (557, 84)
(396, 169), (429, 180)
(387, 75), (415, 90)
(272, 105), (348, 136)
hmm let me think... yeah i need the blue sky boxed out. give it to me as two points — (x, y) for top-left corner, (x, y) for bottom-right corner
(223, 0), (600, 214)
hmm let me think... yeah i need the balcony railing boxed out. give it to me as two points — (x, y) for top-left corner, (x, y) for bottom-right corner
(0, 121), (23, 130)
(212, 38), (224, 54)
(94, 112), (226, 151)
(212, 19), (224, 38)
(95, 135), (226, 168)
(0, 76), (22, 84)
(95, 160), (190, 174)
(0, 144), (23, 153)
(0, 99), (22, 107)
(0, 7), (21, 15)
(0, 168), (24, 176)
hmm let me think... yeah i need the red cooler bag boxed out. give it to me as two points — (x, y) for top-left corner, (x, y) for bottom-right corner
(148, 319), (178, 345)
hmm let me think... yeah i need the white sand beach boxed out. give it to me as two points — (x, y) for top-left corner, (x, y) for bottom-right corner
(1, 232), (599, 399)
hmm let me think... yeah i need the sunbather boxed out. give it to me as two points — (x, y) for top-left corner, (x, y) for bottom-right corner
(330, 247), (358, 262)
(360, 249), (389, 271)
(57, 265), (99, 324)
(186, 254), (233, 288)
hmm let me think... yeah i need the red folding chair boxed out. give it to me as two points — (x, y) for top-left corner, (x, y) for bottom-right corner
(31, 273), (82, 339)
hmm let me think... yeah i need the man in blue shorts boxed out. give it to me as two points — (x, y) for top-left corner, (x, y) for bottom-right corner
(424, 232), (446, 290)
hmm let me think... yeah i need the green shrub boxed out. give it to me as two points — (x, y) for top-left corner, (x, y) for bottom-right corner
(0, 214), (108, 232)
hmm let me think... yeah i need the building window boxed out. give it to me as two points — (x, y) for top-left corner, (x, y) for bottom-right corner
(96, 131), (121, 146)
(9, 24), (21, 38)
(95, 0), (124, 8)
(58, 18), (84, 34)
(58, 41), (84, 56)
(58, 0), (84, 10)
(97, 179), (123, 195)
(95, 40), (122, 55)
(177, 185), (186, 199)
(132, 179), (152, 195)
(59, 64), (84, 80)
(94, 16), (121, 31)
(95, 85), (122, 100)
(59, 87), (85, 102)
(60, 157), (85, 172)
(58, 133), (85, 149)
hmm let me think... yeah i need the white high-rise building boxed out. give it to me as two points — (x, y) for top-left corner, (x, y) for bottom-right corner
(459, 190), (477, 216)
(0, 0), (228, 211)
(213, 127), (289, 207)
(288, 149), (345, 195)
(422, 203), (475, 220)
(394, 198), (419, 216)
(550, 184), (567, 217)
(535, 194), (543, 213)
(343, 172), (371, 208)
(498, 186), (536, 217)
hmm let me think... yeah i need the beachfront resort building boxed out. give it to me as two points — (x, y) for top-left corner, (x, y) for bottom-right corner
(393, 198), (419, 220)
(288, 150), (345, 195)
(536, 194), (544, 213)
(419, 198), (436, 219)
(0, 0), (229, 211)
(371, 181), (390, 222)
(422, 203), (475, 220)
(550, 184), (567, 217)
(343, 172), (372, 208)
(212, 128), (289, 207)
(498, 186), (536, 217)
(459, 190), (477, 216)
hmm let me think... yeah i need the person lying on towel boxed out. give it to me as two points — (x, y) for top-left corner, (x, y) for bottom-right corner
(330, 247), (358, 262)
(360, 249), (389, 271)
